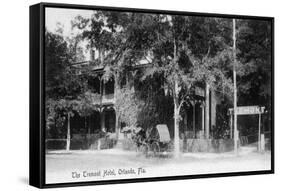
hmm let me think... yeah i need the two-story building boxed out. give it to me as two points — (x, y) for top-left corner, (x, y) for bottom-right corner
(69, 58), (220, 150)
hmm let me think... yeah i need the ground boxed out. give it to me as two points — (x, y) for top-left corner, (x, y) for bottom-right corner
(46, 146), (271, 184)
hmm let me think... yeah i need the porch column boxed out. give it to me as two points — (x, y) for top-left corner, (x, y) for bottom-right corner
(192, 101), (196, 138)
(86, 116), (90, 135)
(230, 113), (233, 139)
(100, 110), (105, 131)
(201, 104), (205, 136)
(115, 110), (119, 139)
(66, 113), (71, 151)
(102, 79), (106, 96)
(184, 109), (188, 133)
(205, 83), (210, 139)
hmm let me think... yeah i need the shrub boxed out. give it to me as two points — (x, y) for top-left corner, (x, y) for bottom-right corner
(46, 140), (66, 150)
(122, 138), (137, 151)
(183, 139), (234, 153)
(99, 138), (117, 149)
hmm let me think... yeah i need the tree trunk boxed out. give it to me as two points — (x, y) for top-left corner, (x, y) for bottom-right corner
(205, 83), (210, 139)
(233, 19), (238, 155)
(174, 103), (180, 158)
(66, 113), (71, 151)
(192, 101), (196, 138)
(115, 113), (120, 140)
(87, 116), (91, 135)
(114, 72), (121, 140)
(86, 116), (91, 149)
(173, 36), (181, 158)
(173, 80), (180, 158)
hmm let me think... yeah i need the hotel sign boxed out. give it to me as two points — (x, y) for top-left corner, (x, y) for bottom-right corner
(229, 106), (265, 115)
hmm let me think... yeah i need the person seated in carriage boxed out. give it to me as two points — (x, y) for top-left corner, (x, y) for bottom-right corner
(132, 126), (146, 148)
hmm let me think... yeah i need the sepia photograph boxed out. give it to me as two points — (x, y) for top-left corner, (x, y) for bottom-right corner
(44, 5), (273, 185)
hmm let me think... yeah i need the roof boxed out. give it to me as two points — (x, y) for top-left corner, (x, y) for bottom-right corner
(71, 57), (153, 73)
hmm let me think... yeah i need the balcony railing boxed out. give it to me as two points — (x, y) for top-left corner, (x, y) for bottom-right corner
(91, 93), (115, 105)
(101, 93), (115, 104)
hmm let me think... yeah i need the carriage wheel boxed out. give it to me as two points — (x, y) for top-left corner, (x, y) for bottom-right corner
(167, 141), (173, 152)
(150, 142), (160, 157)
(139, 144), (149, 157)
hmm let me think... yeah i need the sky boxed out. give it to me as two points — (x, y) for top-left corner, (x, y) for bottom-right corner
(46, 7), (93, 37)
(46, 7), (97, 60)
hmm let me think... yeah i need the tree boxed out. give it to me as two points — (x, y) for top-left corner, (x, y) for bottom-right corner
(136, 16), (235, 157)
(235, 19), (272, 107)
(46, 99), (78, 151)
(46, 91), (100, 151)
(45, 30), (78, 150)
(45, 30), (100, 151)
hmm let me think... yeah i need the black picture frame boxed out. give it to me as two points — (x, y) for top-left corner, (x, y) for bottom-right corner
(30, 2), (274, 188)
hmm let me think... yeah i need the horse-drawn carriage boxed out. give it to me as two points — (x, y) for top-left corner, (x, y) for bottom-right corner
(133, 124), (172, 157)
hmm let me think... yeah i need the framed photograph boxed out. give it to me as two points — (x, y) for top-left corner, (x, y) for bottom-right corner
(29, 2), (274, 188)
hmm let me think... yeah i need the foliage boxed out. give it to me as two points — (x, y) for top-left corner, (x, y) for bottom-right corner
(115, 87), (144, 127)
(45, 30), (87, 99)
(236, 20), (272, 107)
(46, 91), (100, 130)
(45, 30), (100, 137)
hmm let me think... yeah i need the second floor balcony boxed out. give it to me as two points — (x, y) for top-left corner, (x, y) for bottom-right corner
(101, 93), (115, 104)
(90, 92), (115, 106)
(88, 76), (115, 106)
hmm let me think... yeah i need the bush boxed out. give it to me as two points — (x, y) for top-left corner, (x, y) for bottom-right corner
(183, 139), (234, 153)
(99, 138), (117, 149)
(265, 138), (271, 150)
(88, 136), (117, 150)
(122, 138), (137, 151)
(70, 139), (88, 150)
(46, 140), (66, 150)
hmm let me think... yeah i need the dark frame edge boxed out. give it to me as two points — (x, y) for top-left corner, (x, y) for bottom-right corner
(29, 3), (44, 188)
